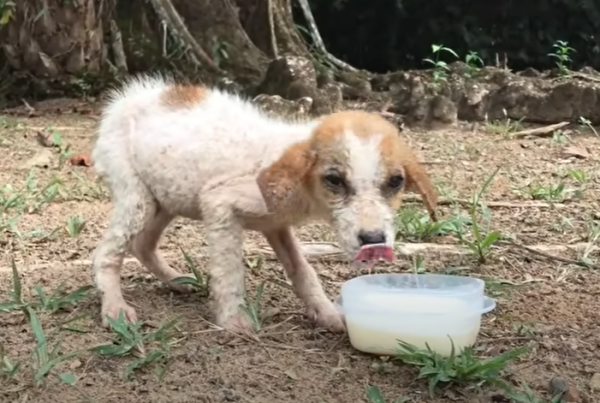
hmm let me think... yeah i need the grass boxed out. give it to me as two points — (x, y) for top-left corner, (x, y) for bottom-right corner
(91, 311), (180, 380)
(0, 259), (92, 313)
(393, 339), (530, 398)
(240, 281), (266, 332)
(171, 248), (210, 296)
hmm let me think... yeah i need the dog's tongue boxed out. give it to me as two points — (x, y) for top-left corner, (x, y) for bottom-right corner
(352, 244), (395, 272)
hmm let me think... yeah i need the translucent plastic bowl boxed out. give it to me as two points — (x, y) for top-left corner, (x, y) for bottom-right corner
(337, 273), (496, 357)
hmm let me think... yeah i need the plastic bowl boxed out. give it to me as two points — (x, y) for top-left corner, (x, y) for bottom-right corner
(337, 273), (496, 357)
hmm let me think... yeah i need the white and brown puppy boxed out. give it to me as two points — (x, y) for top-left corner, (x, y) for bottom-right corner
(91, 75), (438, 334)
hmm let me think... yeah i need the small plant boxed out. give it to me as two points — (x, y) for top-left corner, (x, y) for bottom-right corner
(91, 311), (179, 379)
(239, 281), (266, 332)
(45, 127), (73, 168)
(395, 207), (470, 242)
(33, 282), (93, 313)
(171, 248), (210, 296)
(365, 385), (408, 403)
(578, 116), (599, 138)
(0, 258), (24, 312)
(484, 110), (523, 138)
(551, 130), (569, 146)
(423, 44), (459, 87)
(0, 260), (92, 313)
(26, 307), (81, 386)
(528, 182), (574, 202)
(393, 339), (529, 398)
(548, 40), (575, 76)
(65, 215), (86, 238)
(502, 382), (563, 403)
(455, 167), (503, 263)
(464, 51), (484, 78)
(0, 344), (20, 378)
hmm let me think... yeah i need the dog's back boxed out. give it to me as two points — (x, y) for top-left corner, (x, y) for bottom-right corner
(91, 75), (316, 219)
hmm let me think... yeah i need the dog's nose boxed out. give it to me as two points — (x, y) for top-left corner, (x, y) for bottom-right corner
(358, 230), (386, 246)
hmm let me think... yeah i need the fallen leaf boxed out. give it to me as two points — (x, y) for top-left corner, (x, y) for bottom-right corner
(69, 154), (92, 167)
(560, 145), (589, 159)
(284, 368), (298, 380)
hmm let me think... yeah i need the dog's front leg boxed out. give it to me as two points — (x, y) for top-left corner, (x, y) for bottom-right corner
(264, 227), (345, 333)
(203, 202), (252, 334)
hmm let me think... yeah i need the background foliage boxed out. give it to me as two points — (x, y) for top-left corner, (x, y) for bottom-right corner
(305, 0), (600, 72)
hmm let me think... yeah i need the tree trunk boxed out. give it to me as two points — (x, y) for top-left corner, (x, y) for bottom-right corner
(0, 0), (115, 77)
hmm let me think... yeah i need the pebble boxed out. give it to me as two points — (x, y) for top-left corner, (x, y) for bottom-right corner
(549, 377), (581, 402)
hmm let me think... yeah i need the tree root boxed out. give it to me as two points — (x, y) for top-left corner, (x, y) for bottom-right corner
(147, 0), (222, 74)
(295, 0), (357, 72)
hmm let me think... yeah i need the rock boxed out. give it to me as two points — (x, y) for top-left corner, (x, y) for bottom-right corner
(256, 56), (317, 99)
(549, 377), (581, 402)
(21, 149), (54, 169)
(252, 94), (312, 119)
(426, 94), (458, 127)
(590, 373), (600, 391)
(387, 66), (600, 126)
(255, 56), (341, 116)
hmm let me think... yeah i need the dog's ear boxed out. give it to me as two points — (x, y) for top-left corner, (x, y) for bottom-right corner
(256, 141), (316, 215)
(402, 149), (438, 221)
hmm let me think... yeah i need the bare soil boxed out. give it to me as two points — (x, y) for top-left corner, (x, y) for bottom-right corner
(1, 100), (599, 403)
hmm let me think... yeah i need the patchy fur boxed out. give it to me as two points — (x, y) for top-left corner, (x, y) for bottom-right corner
(91, 74), (437, 334)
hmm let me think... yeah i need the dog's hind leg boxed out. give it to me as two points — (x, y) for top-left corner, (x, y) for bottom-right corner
(263, 227), (345, 333)
(131, 208), (195, 293)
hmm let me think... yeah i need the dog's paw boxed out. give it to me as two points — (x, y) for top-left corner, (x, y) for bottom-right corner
(101, 300), (138, 327)
(167, 275), (198, 294)
(218, 312), (255, 335)
(307, 300), (346, 333)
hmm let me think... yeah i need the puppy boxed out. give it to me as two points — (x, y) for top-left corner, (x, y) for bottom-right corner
(90, 75), (438, 333)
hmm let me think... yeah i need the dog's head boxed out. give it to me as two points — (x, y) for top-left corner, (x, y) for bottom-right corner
(257, 110), (437, 266)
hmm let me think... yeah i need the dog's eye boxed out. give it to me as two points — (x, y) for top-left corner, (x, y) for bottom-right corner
(323, 173), (344, 188)
(387, 174), (404, 190)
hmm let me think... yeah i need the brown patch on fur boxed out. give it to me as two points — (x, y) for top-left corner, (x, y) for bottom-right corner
(310, 110), (439, 220)
(256, 141), (316, 218)
(161, 84), (208, 109)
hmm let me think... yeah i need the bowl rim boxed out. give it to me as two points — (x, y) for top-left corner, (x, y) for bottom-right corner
(341, 273), (486, 298)
(334, 295), (497, 317)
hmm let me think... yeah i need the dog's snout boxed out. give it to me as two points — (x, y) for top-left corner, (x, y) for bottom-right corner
(357, 230), (386, 246)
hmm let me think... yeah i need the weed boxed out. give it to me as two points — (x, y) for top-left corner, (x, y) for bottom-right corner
(455, 167), (503, 263)
(44, 126), (73, 168)
(171, 248), (210, 296)
(365, 385), (408, 403)
(0, 258), (25, 312)
(0, 343), (20, 378)
(240, 282), (266, 332)
(551, 130), (569, 146)
(502, 382), (562, 403)
(395, 207), (469, 242)
(91, 311), (179, 379)
(0, 260), (91, 313)
(65, 215), (86, 238)
(528, 182), (574, 202)
(0, 170), (66, 214)
(548, 40), (575, 76)
(578, 116), (598, 138)
(484, 110), (523, 138)
(423, 44), (459, 87)
(464, 51), (484, 78)
(33, 282), (93, 313)
(393, 339), (529, 397)
(26, 307), (81, 386)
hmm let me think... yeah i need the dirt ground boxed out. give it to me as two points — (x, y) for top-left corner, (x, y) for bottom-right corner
(0, 99), (599, 403)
